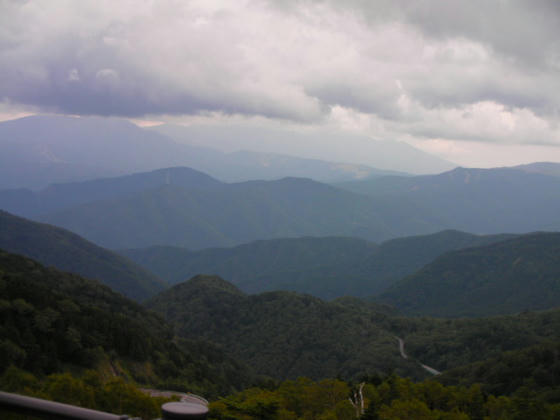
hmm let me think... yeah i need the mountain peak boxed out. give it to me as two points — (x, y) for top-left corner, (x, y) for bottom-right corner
(183, 274), (244, 295)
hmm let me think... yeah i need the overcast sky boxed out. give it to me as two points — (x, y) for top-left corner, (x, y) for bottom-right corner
(1, 0), (560, 167)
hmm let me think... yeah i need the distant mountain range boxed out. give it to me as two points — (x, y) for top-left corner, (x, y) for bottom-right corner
(4, 111), (560, 412)
(0, 166), (223, 218)
(513, 161), (560, 177)
(379, 232), (560, 317)
(34, 176), (442, 249)
(121, 230), (514, 299)
(2, 162), (560, 251)
(0, 115), (426, 189)
(151, 123), (454, 175)
(0, 210), (165, 300)
(337, 165), (560, 234)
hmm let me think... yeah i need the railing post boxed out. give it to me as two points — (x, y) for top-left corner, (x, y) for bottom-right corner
(161, 402), (208, 419)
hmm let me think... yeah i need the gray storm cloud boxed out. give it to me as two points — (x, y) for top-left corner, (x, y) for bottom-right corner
(0, 0), (325, 120)
(0, 0), (559, 147)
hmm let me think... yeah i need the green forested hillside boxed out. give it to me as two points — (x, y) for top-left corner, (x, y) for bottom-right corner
(361, 230), (516, 292)
(379, 232), (560, 317)
(438, 341), (560, 402)
(208, 375), (560, 419)
(389, 308), (560, 377)
(121, 237), (378, 298)
(121, 230), (513, 299)
(147, 274), (560, 387)
(0, 250), (252, 397)
(4, 249), (560, 418)
(0, 210), (165, 300)
(146, 275), (425, 380)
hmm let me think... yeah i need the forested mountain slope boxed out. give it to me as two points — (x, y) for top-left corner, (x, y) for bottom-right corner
(147, 274), (560, 383)
(0, 210), (164, 300)
(122, 230), (514, 299)
(437, 341), (560, 402)
(0, 250), (252, 396)
(379, 232), (560, 317)
(146, 275), (425, 380)
(398, 308), (560, 365)
(121, 237), (378, 298)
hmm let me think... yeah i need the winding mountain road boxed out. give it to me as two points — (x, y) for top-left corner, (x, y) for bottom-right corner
(395, 337), (441, 376)
(397, 337), (408, 359)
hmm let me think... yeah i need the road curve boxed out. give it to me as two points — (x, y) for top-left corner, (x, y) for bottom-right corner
(394, 336), (441, 376)
(396, 337), (407, 359)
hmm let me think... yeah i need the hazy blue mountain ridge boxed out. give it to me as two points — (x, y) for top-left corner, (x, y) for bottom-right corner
(152, 123), (455, 175)
(0, 210), (165, 300)
(0, 166), (223, 218)
(121, 237), (378, 298)
(121, 230), (515, 299)
(0, 115), (423, 189)
(337, 166), (560, 234)
(38, 177), (443, 249)
(3, 161), (559, 253)
(0, 115), (194, 189)
(513, 161), (560, 177)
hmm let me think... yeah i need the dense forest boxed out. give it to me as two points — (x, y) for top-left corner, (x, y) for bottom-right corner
(146, 274), (425, 380)
(146, 273), (560, 387)
(209, 375), (560, 419)
(379, 232), (560, 316)
(0, 250), (253, 398)
(3, 245), (560, 418)
(438, 341), (560, 402)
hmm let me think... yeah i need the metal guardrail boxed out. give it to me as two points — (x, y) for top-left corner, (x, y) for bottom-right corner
(0, 390), (208, 420)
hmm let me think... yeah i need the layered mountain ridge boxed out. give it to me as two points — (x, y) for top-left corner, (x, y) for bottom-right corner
(0, 210), (165, 300)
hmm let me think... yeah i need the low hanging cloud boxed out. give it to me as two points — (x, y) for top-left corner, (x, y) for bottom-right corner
(0, 0), (559, 146)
